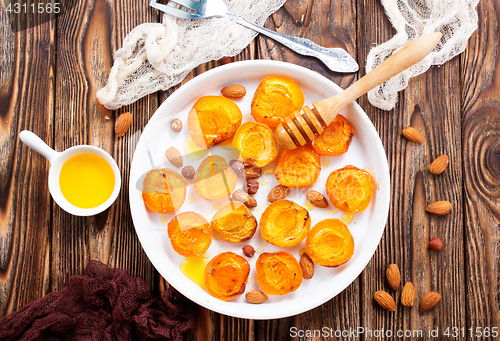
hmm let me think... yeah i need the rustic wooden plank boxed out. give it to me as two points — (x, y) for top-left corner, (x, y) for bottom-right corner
(51, 0), (159, 291)
(357, 0), (465, 338)
(0, 8), (55, 316)
(461, 0), (500, 335)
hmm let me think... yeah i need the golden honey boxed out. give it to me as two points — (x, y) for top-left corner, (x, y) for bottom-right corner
(342, 212), (354, 224)
(184, 137), (208, 161)
(180, 256), (208, 289)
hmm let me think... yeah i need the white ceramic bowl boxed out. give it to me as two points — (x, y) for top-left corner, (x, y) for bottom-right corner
(129, 60), (390, 319)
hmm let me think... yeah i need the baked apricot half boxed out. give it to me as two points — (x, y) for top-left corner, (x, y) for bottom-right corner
(256, 251), (302, 295)
(251, 75), (305, 128)
(232, 121), (278, 167)
(260, 200), (311, 247)
(204, 251), (250, 301)
(142, 168), (186, 214)
(275, 145), (321, 188)
(305, 219), (354, 267)
(312, 114), (354, 156)
(325, 165), (375, 213)
(210, 201), (257, 242)
(193, 155), (237, 201)
(188, 96), (242, 148)
(167, 211), (212, 257)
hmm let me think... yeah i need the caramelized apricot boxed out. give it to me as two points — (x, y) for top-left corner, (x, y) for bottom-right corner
(260, 200), (311, 247)
(325, 165), (375, 213)
(256, 251), (302, 295)
(167, 211), (212, 257)
(142, 168), (186, 214)
(232, 121), (278, 167)
(188, 96), (242, 148)
(193, 155), (237, 201)
(251, 76), (305, 128)
(275, 145), (321, 188)
(305, 219), (354, 267)
(210, 201), (257, 242)
(204, 251), (250, 301)
(311, 114), (354, 156)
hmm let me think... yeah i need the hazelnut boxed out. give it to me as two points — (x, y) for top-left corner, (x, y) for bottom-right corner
(229, 159), (245, 177)
(244, 166), (261, 179)
(428, 237), (444, 251)
(181, 165), (195, 179)
(170, 118), (183, 132)
(246, 180), (259, 195)
(242, 245), (255, 257)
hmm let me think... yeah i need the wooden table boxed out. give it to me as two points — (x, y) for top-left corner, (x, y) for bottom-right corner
(2, 0), (499, 339)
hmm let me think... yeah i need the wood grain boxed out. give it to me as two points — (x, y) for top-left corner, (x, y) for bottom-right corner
(462, 0), (500, 334)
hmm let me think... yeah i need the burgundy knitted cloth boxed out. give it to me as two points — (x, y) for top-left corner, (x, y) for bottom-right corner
(0, 261), (197, 340)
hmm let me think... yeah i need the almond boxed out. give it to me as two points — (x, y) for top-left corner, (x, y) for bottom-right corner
(96, 99), (113, 120)
(221, 84), (246, 99)
(232, 190), (257, 208)
(419, 291), (441, 312)
(429, 155), (449, 175)
(218, 56), (233, 65)
(374, 290), (396, 311)
(300, 253), (315, 280)
(402, 127), (423, 143)
(426, 201), (452, 215)
(306, 190), (329, 208)
(386, 264), (401, 290)
(267, 185), (290, 203)
(401, 282), (416, 307)
(246, 290), (268, 304)
(428, 237), (444, 251)
(115, 112), (132, 137)
(165, 147), (183, 168)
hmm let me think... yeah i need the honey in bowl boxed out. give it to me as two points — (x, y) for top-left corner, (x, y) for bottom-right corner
(59, 153), (115, 208)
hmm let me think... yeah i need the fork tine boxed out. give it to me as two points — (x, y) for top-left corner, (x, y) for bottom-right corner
(167, 0), (202, 11)
(150, 0), (201, 19)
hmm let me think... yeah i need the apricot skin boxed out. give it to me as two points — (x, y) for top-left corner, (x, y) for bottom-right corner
(275, 145), (321, 188)
(305, 219), (354, 267)
(251, 76), (305, 128)
(204, 252), (250, 301)
(232, 121), (278, 167)
(142, 168), (186, 214)
(167, 211), (212, 257)
(256, 251), (302, 295)
(312, 114), (354, 156)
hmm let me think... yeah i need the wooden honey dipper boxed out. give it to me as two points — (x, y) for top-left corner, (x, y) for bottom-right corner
(275, 32), (442, 150)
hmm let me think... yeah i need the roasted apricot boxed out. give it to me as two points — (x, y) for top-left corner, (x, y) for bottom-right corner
(204, 251), (250, 301)
(167, 211), (212, 257)
(275, 145), (321, 188)
(305, 219), (354, 267)
(251, 75), (305, 128)
(193, 155), (237, 201)
(325, 165), (375, 213)
(311, 114), (354, 156)
(260, 200), (311, 247)
(188, 96), (242, 148)
(142, 168), (186, 214)
(210, 201), (257, 242)
(256, 251), (302, 295)
(232, 121), (278, 167)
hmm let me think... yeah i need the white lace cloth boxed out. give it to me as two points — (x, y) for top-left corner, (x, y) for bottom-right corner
(97, 0), (479, 111)
(366, 0), (479, 110)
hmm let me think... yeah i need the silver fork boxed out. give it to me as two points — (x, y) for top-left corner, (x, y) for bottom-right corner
(150, 0), (359, 73)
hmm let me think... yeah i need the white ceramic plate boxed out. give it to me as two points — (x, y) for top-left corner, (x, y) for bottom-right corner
(129, 60), (390, 320)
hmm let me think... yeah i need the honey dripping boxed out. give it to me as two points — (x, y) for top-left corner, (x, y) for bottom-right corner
(180, 256), (209, 289)
(342, 212), (354, 224)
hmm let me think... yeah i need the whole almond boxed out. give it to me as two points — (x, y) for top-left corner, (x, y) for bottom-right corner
(386, 264), (401, 290)
(428, 237), (444, 251)
(306, 190), (329, 208)
(402, 127), (423, 143)
(426, 201), (452, 215)
(300, 253), (315, 280)
(419, 291), (441, 312)
(244, 166), (261, 179)
(232, 190), (257, 208)
(165, 147), (183, 168)
(218, 56), (233, 65)
(401, 282), (416, 307)
(96, 99), (112, 120)
(246, 290), (268, 304)
(221, 84), (246, 99)
(115, 112), (132, 137)
(429, 155), (449, 175)
(267, 185), (290, 203)
(374, 290), (396, 311)
(229, 159), (245, 177)
(242, 245), (255, 257)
